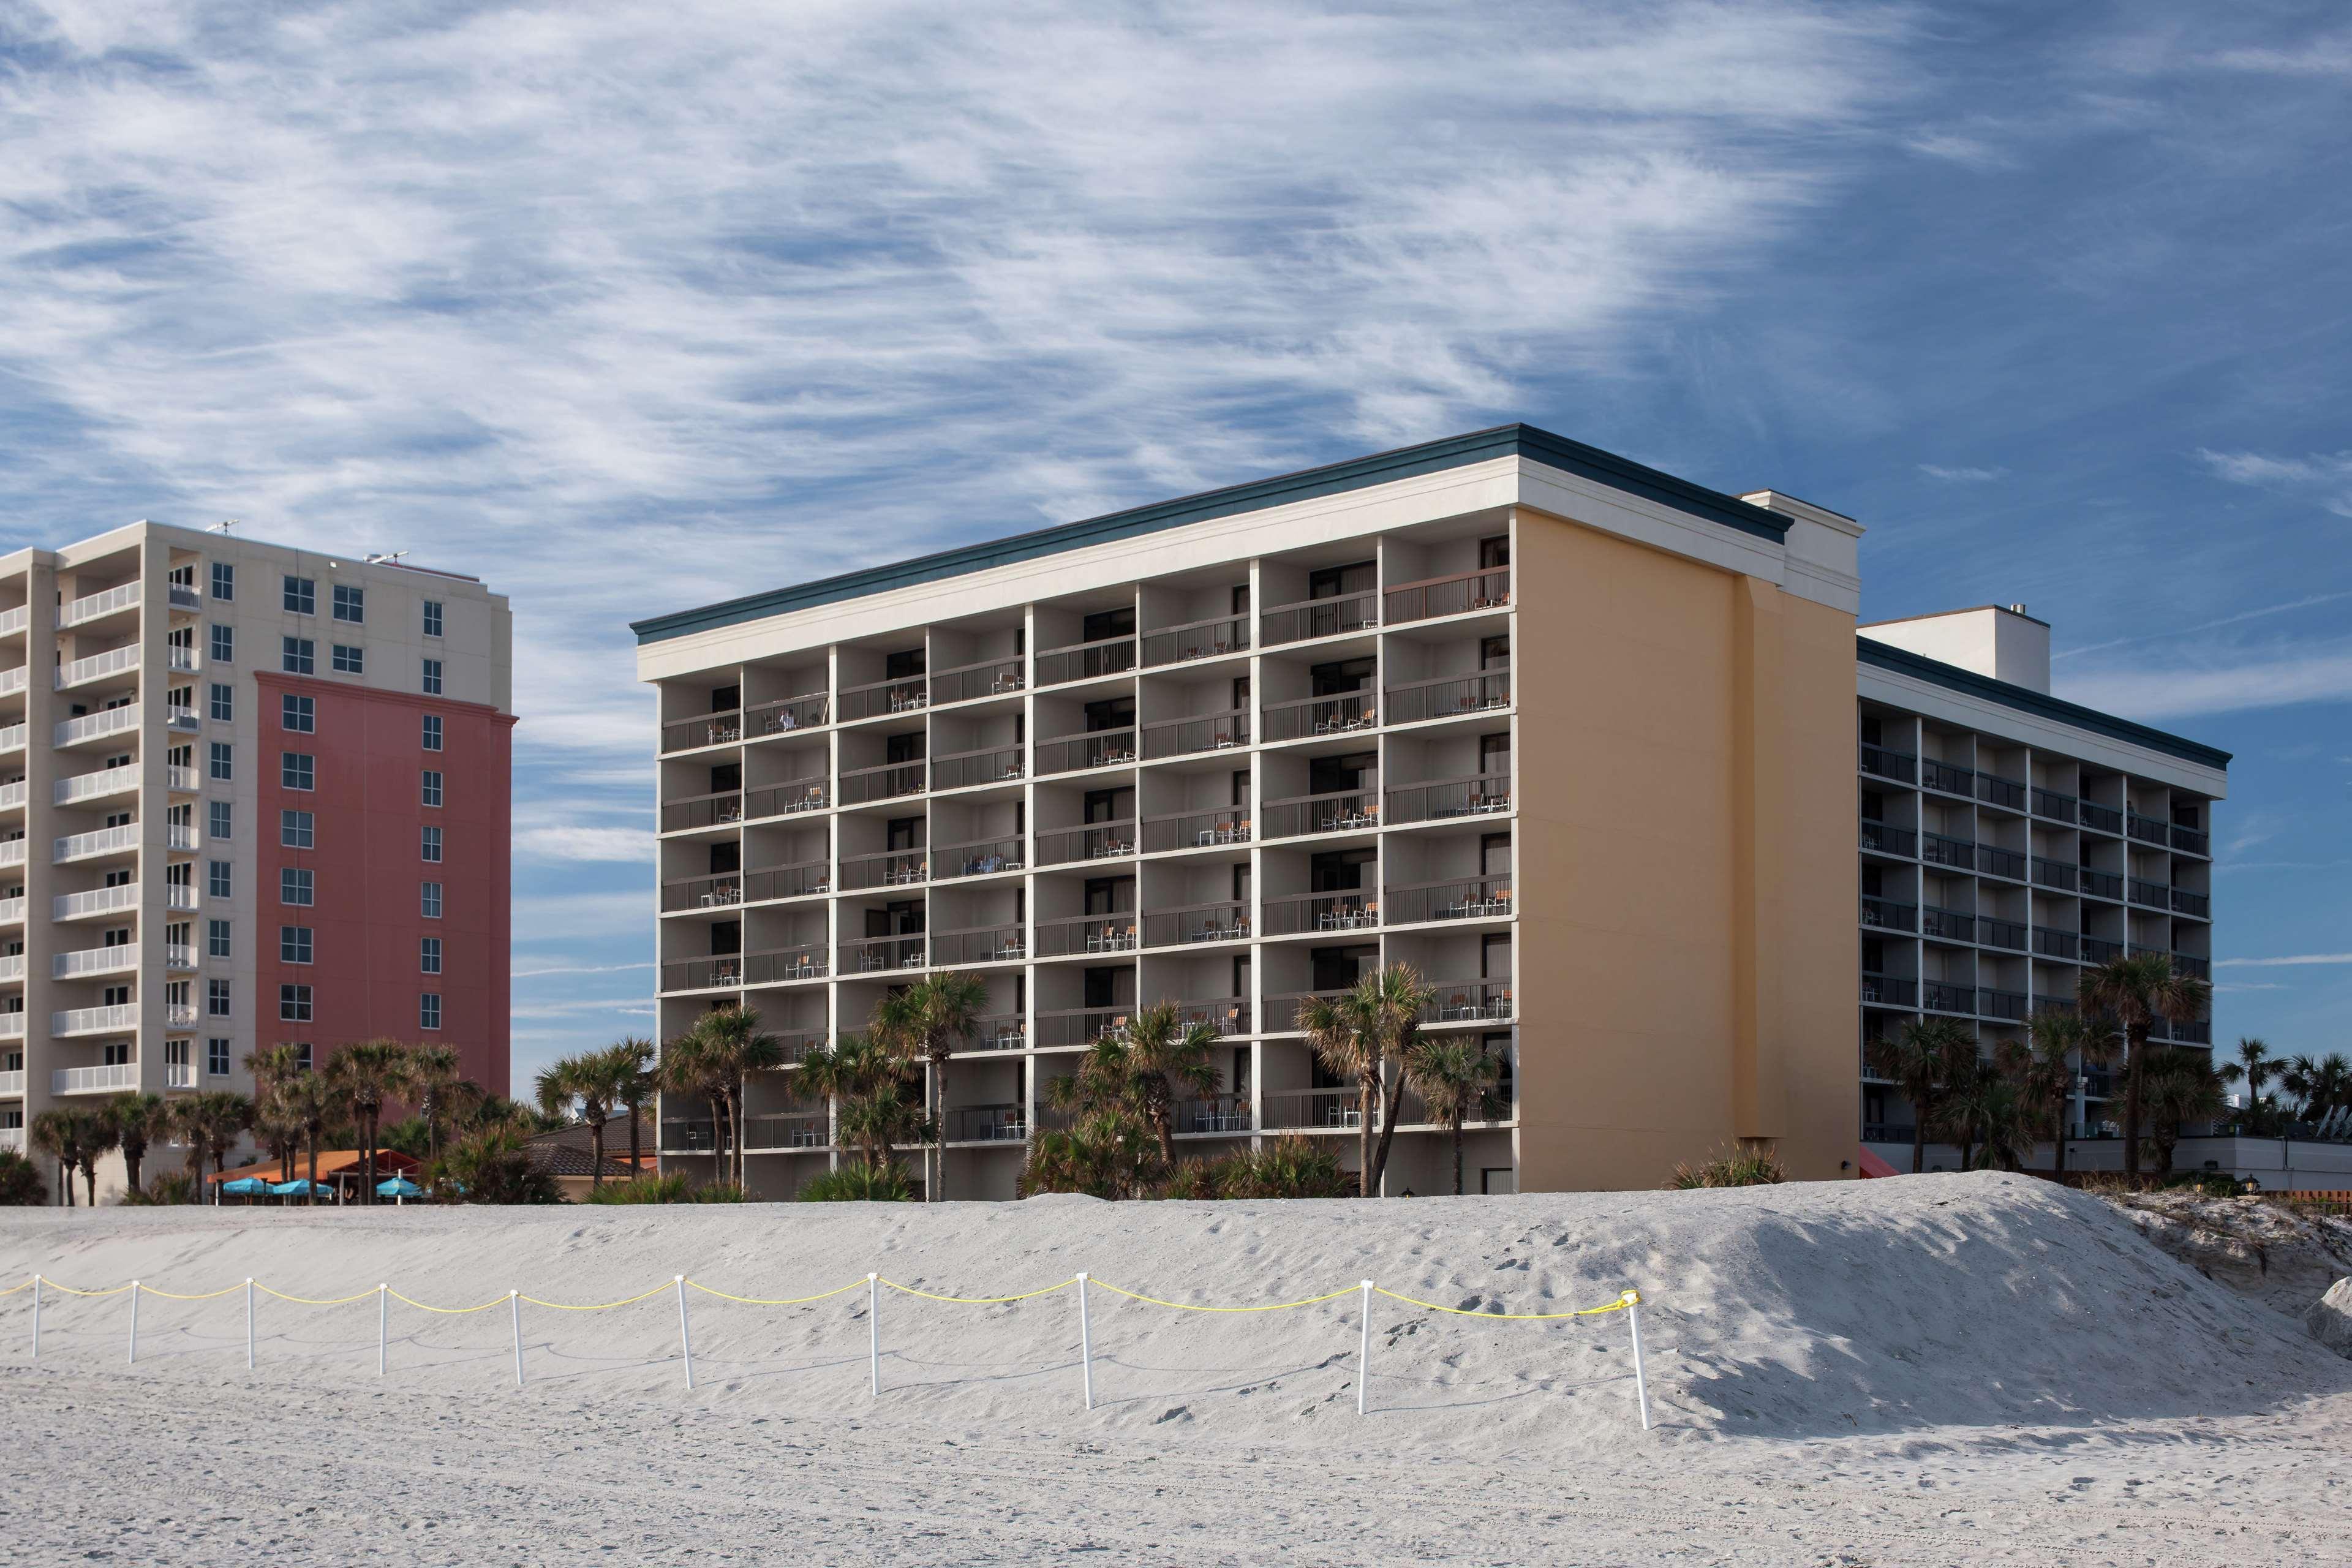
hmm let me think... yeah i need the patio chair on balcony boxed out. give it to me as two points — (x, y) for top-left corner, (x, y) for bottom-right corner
(1441, 991), (1471, 1021)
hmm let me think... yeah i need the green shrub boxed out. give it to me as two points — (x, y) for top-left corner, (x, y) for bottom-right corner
(687, 1180), (748, 1203)
(1151, 1135), (1353, 1200)
(118, 1170), (198, 1206)
(798, 1164), (915, 1202)
(586, 1172), (747, 1204)
(0, 1150), (46, 1207)
(428, 1125), (562, 1204)
(1670, 1146), (1787, 1189)
(2159, 1170), (2245, 1198)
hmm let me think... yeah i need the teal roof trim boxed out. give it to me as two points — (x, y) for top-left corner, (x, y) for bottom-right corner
(1857, 638), (2231, 771)
(632, 423), (1794, 644)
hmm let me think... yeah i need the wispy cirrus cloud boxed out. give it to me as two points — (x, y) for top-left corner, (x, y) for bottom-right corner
(2059, 640), (2352, 720)
(2215, 953), (2352, 967)
(1918, 463), (2008, 481)
(2196, 448), (2352, 517)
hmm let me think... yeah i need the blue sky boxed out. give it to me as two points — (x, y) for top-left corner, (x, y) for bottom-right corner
(2, 1), (2345, 1091)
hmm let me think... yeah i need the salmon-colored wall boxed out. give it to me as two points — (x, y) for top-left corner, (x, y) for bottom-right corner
(1512, 507), (1854, 1189)
(255, 672), (513, 1094)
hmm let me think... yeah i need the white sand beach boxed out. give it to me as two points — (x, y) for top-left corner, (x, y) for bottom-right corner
(1, 1172), (2346, 1565)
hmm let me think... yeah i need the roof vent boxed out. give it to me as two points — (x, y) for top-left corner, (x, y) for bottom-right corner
(2007, 603), (2027, 616)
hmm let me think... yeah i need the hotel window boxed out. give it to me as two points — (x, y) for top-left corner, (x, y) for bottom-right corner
(207, 800), (232, 841)
(209, 682), (234, 722)
(282, 636), (314, 674)
(421, 714), (443, 752)
(280, 925), (313, 964)
(209, 624), (235, 663)
(281, 752), (315, 790)
(208, 977), (232, 1017)
(420, 657), (443, 695)
(281, 867), (314, 907)
(206, 1038), (231, 1076)
(284, 575), (315, 614)
(422, 598), (443, 638)
(210, 562), (235, 601)
(419, 993), (442, 1031)
(420, 881), (443, 919)
(420, 936), (442, 974)
(421, 769), (443, 808)
(208, 741), (233, 781)
(282, 693), (314, 733)
(208, 918), (232, 958)
(331, 643), (363, 674)
(279, 984), (313, 1023)
(421, 824), (443, 863)
(295, 1043), (313, 1071)
(207, 859), (233, 899)
(332, 583), (364, 624)
(281, 809), (314, 849)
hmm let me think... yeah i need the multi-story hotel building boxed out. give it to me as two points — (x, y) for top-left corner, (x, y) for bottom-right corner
(632, 424), (2225, 1196)
(0, 521), (513, 1184)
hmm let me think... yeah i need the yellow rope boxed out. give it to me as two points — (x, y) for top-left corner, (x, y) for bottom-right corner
(1088, 1280), (1360, 1313)
(255, 1284), (381, 1306)
(1374, 1286), (1638, 1320)
(134, 1282), (247, 1302)
(0, 1278), (34, 1297)
(685, 1278), (867, 1306)
(880, 1275), (1076, 1305)
(34, 1280), (135, 1297)
(385, 1289), (508, 1315)
(518, 1281), (674, 1312)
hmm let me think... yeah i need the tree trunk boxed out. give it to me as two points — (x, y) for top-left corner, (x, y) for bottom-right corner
(2121, 1028), (2147, 1180)
(1452, 1117), (1464, 1196)
(307, 1133), (319, 1207)
(1357, 1073), (1375, 1197)
(930, 1055), (950, 1202)
(628, 1101), (642, 1178)
(1368, 1069), (1409, 1195)
(1911, 1115), (1926, 1175)
(2054, 1097), (2069, 1174)
(83, 1161), (96, 1207)
(125, 1147), (143, 1194)
(589, 1115), (607, 1190)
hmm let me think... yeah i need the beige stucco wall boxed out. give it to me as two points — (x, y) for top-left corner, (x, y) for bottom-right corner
(1512, 505), (1855, 1190)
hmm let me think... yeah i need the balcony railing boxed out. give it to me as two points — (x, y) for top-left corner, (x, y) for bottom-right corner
(1261, 590), (1376, 648)
(1167, 996), (1251, 1035)
(0, 780), (18, 810)
(662, 1117), (718, 1152)
(745, 778), (829, 819)
(1921, 906), (1973, 943)
(2078, 801), (2123, 835)
(56, 645), (139, 688)
(2081, 869), (2124, 901)
(167, 823), (199, 853)
(0, 723), (23, 753)
(2127, 878), (2170, 908)
(165, 1002), (198, 1028)
(660, 791), (743, 833)
(660, 948), (827, 992)
(1262, 692), (1377, 743)
(0, 954), (20, 983)
(1036, 1006), (1133, 1048)
(1384, 671), (1512, 726)
(1385, 775), (1510, 824)
(1860, 895), (1917, 932)
(1035, 821), (1136, 865)
(1035, 728), (1137, 775)
(1261, 891), (1374, 937)
(1262, 788), (1379, 839)
(55, 882), (138, 920)
(1143, 900), (1253, 947)
(2126, 813), (2170, 846)
(1977, 987), (2027, 1022)
(1980, 916), (2027, 952)
(1975, 772), (2026, 811)
(1262, 1088), (1360, 1130)
(2081, 935), (2123, 965)
(59, 581), (140, 627)
(1858, 744), (1916, 783)
(2030, 785), (2076, 820)
(948, 1104), (1027, 1144)
(839, 849), (929, 891)
(0, 840), (24, 869)
(660, 871), (744, 913)
(55, 767), (139, 806)
(661, 862), (833, 912)
(743, 1112), (829, 1151)
(1388, 875), (1511, 925)
(1422, 979), (1512, 1024)
(929, 924), (1028, 967)
(2171, 952), (2211, 980)
(0, 895), (21, 924)
(747, 692), (830, 736)
(935, 837), (1025, 878)
(2032, 926), (2081, 961)
(1176, 1095), (1253, 1135)
(167, 582), (200, 612)
(840, 674), (929, 722)
(1034, 634), (1136, 688)
(662, 710), (742, 753)
(1923, 981), (1972, 1014)
(53, 1003), (137, 1036)
(54, 706), (141, 747)
(2170, 888), (2210, 918)
(1920, 758), (1973, 796)
(1034, 914), (1138, 959)
(1384, 566), (1510, 624)
(2030, 856), (2078, 892)
(1140, 809), (1250, 853)
(1140, 709), (1250, 760)
(963, 1013), (1029, 1052)
(1859, 821), (1916, 857)
(932, 744), (1025, 791)
(2032, 993), (2076, 1017)
(56, 824), (139, 862)
(54, 1062), (138, 1095)
(1920, 832), (1974, 870)
(0, 606), (22, 636)
(56, 943), (139, 979)
(0, 1069), (18, 1095)
(929, 657), (1026, 706)
(838, 761), (926, 806)
(1979, 845), (2025, 880)
(2171, 823), (2209, 856)
(839, 933), (927, 974)
(1140, 614), (1250, 666)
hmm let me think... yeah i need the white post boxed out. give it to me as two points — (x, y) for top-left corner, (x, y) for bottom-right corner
(510, 1289), (524, 1387)
(245, 1278), (255, 1370)
(31, 1275), (40, 1360)
(1624, 1291), (1651, 1431)
(1357, 1280), (1373, 1417)
(676, 1275), (694, 1390)
(1074, 1272), (1094, 1411)
(378, 1285), (388, 1377)
(128, 1281), (140, 1365)
(867, 1273), (880, 1396)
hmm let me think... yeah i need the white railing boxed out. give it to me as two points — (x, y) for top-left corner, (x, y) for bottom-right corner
(0, 896), (23, 924)
(54, 706), (140, 747)
(55, 943), (139, 979)
(0, 1015), (23, 1041)
(165, 1002), (198, 1028)
(53, 1061), (137, 1094)
(167, 705), (198, 731)
(0, 723), (24, 753)
(167, 765), (198, 791)
(0, 606), (25, 636)
(56, 644), (139, 688)
(0, 840), (26, 867)
(59, 581), (140, 626)
(0, 781), (21, 810)
(55, 767), (139, 805)
(55, 882), (137, 919)
(56, 823), (139, 861)
(167, 823), (200, 851)
(0, 954), (21, 984)
(0, 667), (24, 697)
(168, 583), (200, 612)
(53, 1004), (137, 1036)
(165, 1058), (194, 1088)
(0, 1069), (21, 1096)
(164, 943), (194, 969)
(167, 646), (198, 673)
(0, 1127), (20, 1154)
(167, 884), (197, 911)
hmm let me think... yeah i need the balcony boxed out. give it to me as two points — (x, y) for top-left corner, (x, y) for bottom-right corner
(1141, 809), (1250, 854)
(2126, 813), (2170, 847)
(1979, 845), (2025, 880)
(1177, 1094), (1254, 1135)
(2171, 888), (2211, 919)
(55, 767), (140, 807)
(1035, 821), (1136, 865)
(934, 837), (1025, 880)
(1388, 875), (1511, 925)
(1921, 906), (1974, 943)
(659, 948), (827, 992)
(0, 781), (18, 811)
(932, 744), (1025, 791)
(0, 1069), (18, 1096)
(930, 656), (1025, 707)
(168, 582), (200, 612)
(1035, 914), (1138, 959)
(1385, 775), (1510, 825)
(1422, 979), (1512, 1025)
(1263, 988), (1349, 1033)
(2030, 785), (2076, 821)
(167, 823), (199, 853)
(929, 924), (1028, 967)
(1384, 566), (1510, 625)
(2030, 856), (2077, 892)
(1140, 614), (1250, 666)
(662, 709), (742, 753)
(1169, 996), (1251, 1035)
(1263, 1088), (1360, 1130)
(2171, 823), (2210, 856)
(1261, 891), (1373, 937)
(166, 704), (199, 733)
(1860, 821), (1917, 858)
(2081, 935), (2123, 965)
(2078, 801), (2123, 835)
(1980, 917), (2028, 952)
(56, 646), (139, 690)
(2031, 993), (2076, 1017)
(0, 1015), (22, 1041)
(1384, 671), (1510, 727)
(2127, 878), (2170, 909)
(2081, 869), (2124, 901)
(839, 761), (927, 807)
(1975, 772), (2026, 811)
(0, 840), (24, 869)
(54, 1061), (138, 1095)
(165, 943), (195, 970)
(948, 1105), (1027, 1144)
(54, 706), (140, 748)
(2172, 952), (2211, 981)
(167, 645), (198, 674)
(840, 674), (929, 723)
(167, 883), (198, 912)
(0, 723), (21, 755)
(1263, 692), (1376, 742)
(659, 790), (744, 835)
(0, 606), (22, 636)
(1036, 1006), (1133, 1048)
(1139, 709), (1250, 760)
(839, 932), (926, 974)
(1858, 744), (1917, 783)
(2032, 926), (2081, 961)
(1260, 590), (1375, 648)
(56, 943), (140, 979)
(165, 1058), (194, 1088)
(1860, 895), (1917, 933)
(0, 668), (22, 698)
(55, 883), (138, 921)
(1920, 831), (1974, 870)
(1035, 633), (1136, 688)
(839, 849), (928, 892)
(1144, 900), (1253, 946)
(743, 1111), (829, 1152)
(1923, 981), (1972, 1014)
(55, 824), (138, 863)
(53, 1004), (137, 1036)
(0, 895), (20, 924)
(167, 765), (198, 793)
(746, 778), (828, 820)
(1262, 788), (1379, 839)
(0, 954), (20, 984)
(58, 582), (140, 627)
(1035, 728), (1136, 776)
(1920, 758), (1973, 796)
(747, 692), (831, 737)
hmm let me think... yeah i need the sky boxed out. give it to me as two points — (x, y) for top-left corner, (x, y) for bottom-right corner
(1, 1), (2346, 1093)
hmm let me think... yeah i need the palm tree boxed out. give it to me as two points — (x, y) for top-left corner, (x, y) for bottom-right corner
(396, 1044), (480, 1160)
(1999, 1009), (2092, 1173)
(606, 1036), (657, 1176)
(797, 1031), (922, 1172)
(2309, 1054), (2352, 1125)
(1069, 1002), (1219, 1166)
(2218, 1037), (2277, 1125)
(1019, 1109), (1162, 1199)
(1934, 1060), (2011, 1171)
(2077, 954), (2212, 1179)
(1300, 963), (1438, 1197)
(695, 1005), (786, 1184)
(279, 1069), (337, 1206)
(536, 1049), (625, 1191)
(2140, 1046), (2226, 1175)
(167, 1091), (253, 1201)
(870, 973), (988, 1201)
(326, 1038), (411, 1205)
(28, 1108), (90, 1207)
(1403, 1036), (1502, 1194)
(1866, 1016), (1976, 1174)
(105, 1092), (167, 1195)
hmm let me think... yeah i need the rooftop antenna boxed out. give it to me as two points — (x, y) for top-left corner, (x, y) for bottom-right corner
(206, 519), (238, 533)
(363, 550), (409, 566)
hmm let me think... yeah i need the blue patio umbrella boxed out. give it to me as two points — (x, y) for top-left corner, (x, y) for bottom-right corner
(222, 1176), (273, 1196)
(377, 1175), (423, 1199)
(271, 1178), (328, 1197)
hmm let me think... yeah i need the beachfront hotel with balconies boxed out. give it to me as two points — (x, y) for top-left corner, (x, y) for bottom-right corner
(0, 521), (513, 1186)
(632, 425), (2226, 1196)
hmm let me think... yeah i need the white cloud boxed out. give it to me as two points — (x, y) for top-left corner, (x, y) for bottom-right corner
(1918, 463), (2008, 481)
(2214, 954), (2352, 967)
(514, 826), (655, 863)
(2195, 447), (2352, 517)
(2059, 641), (2352, 719)
(514, 961), (656, 979)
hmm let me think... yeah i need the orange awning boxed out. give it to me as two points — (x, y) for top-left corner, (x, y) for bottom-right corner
(206, 1149), (421, 1183)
